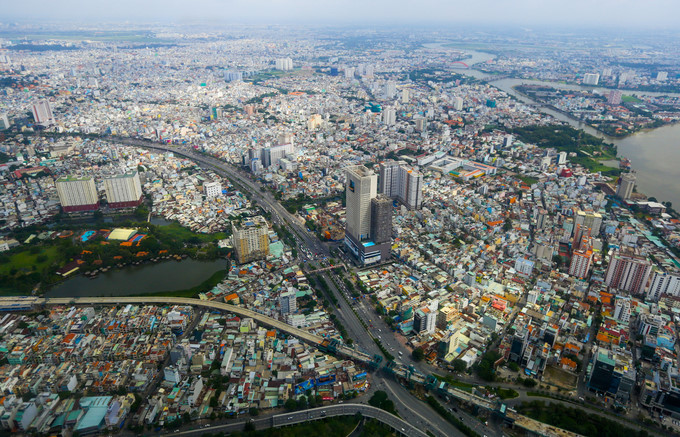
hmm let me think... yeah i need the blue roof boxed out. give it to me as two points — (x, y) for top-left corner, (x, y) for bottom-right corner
(75, 396), (112, 431)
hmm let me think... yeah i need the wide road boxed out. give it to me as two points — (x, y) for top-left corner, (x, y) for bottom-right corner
(82, 136), (472, 436)
(171, 404), (429, 437)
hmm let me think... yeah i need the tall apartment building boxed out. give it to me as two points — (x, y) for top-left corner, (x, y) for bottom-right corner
(31, 100), (54, 126)
(275, 58), (293, 71)
(382, 107), (396, 125)
(646, 268), (680, 301)
(370, 195), (393, 244)
(232, 216), (270, 265)
(583, 73), (600, 85)
(608, 90), (623, 105)
(56, 176), (99, 213)
(414, 301), (438, 335)
(514, 257), (534, 276)
(0, 113), (10, 130)
(617, 173), (636, 201)
(401, 89), (410, 103)
(613, 296), (631, 323)
(104, 171), (143, 208)
(344, 165), (391, 265)
(384, 81), (397, 99)
(345, 165), (377, 242)
(453, 96), (464, 111)
(263, 143), (294, 168)
(557, 151), (567, 165)
(605, 248), (652, 295)
(378, 160), (423, 210)
(203, 181), (222, 199)
(569, 238), (594, 279)
(574, 209), (603, 242)
(279, 291), (297, 315)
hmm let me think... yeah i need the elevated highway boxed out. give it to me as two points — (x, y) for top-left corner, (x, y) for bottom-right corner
(3, 296), (578, 436)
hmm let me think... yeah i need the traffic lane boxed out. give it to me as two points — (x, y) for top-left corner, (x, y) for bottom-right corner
(382, 379), (465, 437)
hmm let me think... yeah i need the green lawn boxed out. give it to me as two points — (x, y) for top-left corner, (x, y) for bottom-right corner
(0, 246), (61, 276)
(517, 175), (539, 186)
(621, 95), (642, 103)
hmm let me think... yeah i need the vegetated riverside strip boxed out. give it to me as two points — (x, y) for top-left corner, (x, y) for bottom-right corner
(517, 400), (652, 437)
(511, 124), (621, 177)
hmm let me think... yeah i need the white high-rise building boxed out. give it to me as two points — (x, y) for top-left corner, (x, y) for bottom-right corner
(379, 160), (423, 210)
(414, 300), (438, 335)
(384, 81), (397, 99)
(56, 176), (99, 213)
(344, 67), (355, 79)
(345, 166), (377, 242)
(263, 143), (294, 168)
(617, 172), (636, 201)
(232, 216), (270, 264)
(557, 151), (567, 165)
(415, 117), (427, 132)
(0, 113), (10, 130)
(453, 96), (464, 111)
(401, 89), (410, 103)
(31, 100), (54, 126)
(382, 107), (396, 126)
(275, 58), (293, 71)
(514, 257), (534, 276)
(104, 171), (143, 208)
(574, 210), (603, 239)
(583, 73), (600, 85)
(657, 71), (668, 81)
(646, 269), (680, 301)
(203, 181), (222, 198)
(613, 297), (631, 323)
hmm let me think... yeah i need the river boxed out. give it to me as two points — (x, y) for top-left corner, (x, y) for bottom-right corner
(46, 258), (227, 298)
(425, 43), (680, 208)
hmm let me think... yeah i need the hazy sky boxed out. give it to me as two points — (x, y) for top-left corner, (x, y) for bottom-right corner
(4, 0), (680, 29)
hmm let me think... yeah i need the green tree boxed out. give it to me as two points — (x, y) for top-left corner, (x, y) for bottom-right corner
(284, 398), (297, 411)
(452, 359), (467, 372)
(412, 348), (425, 361)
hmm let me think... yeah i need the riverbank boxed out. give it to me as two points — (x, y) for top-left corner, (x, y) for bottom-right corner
(513, 84), (680, 139)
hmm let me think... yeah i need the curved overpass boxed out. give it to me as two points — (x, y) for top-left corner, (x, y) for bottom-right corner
(37, 296), (324, 345)
(271, 403), (428, 436)
(1, 296), (372, 363)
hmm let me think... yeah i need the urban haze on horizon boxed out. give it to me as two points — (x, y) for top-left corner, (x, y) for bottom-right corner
(2, 0), (680, 29)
